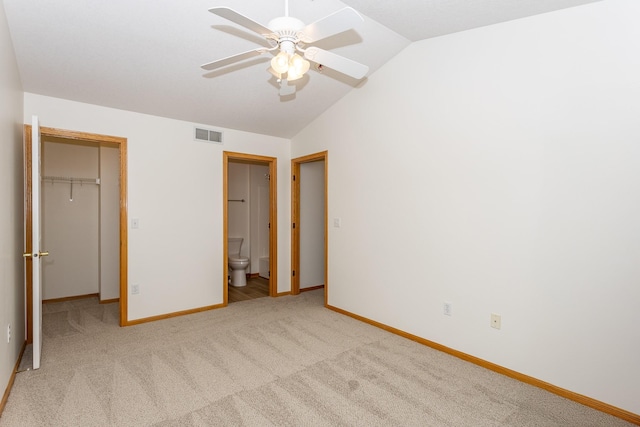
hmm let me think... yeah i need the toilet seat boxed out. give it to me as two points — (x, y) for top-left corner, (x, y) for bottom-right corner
(229, 255), (249, 263)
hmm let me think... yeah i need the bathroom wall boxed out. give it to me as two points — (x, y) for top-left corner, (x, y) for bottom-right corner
(228, 162), (270, 274)
(249, 164), (269, 274)
(227, 162), (250, 259)
(299, 160), (325, 289)
(292, 0), (640, 415)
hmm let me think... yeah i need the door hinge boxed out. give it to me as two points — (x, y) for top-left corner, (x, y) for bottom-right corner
(292, 223), (296, 229)
(293, 175), (296, 181)
(292, 270), (296, 277)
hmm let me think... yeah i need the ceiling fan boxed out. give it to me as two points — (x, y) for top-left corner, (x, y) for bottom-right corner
(201, 0), (369, 96)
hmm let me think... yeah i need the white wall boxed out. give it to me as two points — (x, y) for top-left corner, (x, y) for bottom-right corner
(41, 142), (119, 301)
(299, 161), (325, 289)
(249, 164), (270, 274)
(24, 93), (291, 320)
(229, 163), (271, 275)
(0, 1), (25, 405)
(100, 145), (120, 301)
(42, 142), (100, 300)
(292, 0), (640, 415)
(228, 162), (250, 260)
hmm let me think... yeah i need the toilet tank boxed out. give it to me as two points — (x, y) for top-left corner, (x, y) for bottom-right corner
(228, 238), (243, 256)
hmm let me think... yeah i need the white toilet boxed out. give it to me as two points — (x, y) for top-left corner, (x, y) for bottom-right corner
(228, 237), (249, 287)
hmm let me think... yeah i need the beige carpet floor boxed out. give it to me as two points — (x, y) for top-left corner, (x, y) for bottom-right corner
(0, 290), (633, 426)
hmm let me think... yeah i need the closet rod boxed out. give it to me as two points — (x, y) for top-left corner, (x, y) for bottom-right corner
(42, 176), (100, 185)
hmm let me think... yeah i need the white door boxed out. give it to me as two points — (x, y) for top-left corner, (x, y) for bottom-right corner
(30, 115), (45, 369)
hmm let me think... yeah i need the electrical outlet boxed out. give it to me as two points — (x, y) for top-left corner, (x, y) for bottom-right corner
(491, 313), (501, 329)
(443, 302), (452, 316)
(7, 323), (11, 343)
(131, 283), (140, 295)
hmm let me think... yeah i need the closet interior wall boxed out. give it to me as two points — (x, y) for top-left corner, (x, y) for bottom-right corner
(41, 138), (119, 301)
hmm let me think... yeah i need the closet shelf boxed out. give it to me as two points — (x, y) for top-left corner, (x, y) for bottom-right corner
(42, 176), (100, 185)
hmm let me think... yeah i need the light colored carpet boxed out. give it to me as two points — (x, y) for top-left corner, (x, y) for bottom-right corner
(0, 291), (633, 426)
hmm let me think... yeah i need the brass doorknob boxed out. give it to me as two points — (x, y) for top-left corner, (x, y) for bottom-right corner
(22, 251), (49, 258)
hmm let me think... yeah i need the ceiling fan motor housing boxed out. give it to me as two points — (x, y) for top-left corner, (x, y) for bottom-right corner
(268, 16), (306, 48)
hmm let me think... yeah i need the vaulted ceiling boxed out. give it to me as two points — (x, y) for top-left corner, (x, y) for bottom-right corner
(3, 0), (599, 138)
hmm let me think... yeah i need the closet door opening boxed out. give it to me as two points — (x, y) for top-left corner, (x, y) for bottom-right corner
(25, 125), (128, 344)
(41, 138), (120, 304)
(291, 151), (328, 302)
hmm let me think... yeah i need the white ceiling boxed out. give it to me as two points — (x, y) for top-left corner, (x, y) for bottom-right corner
(3, 0), (599, 138)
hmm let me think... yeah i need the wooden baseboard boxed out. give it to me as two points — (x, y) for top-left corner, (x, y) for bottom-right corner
(123, 303), (226, 326)
(43, 293), (99, 304)
(300, 285), (324, 293)
(326, 304), (640, 426)
(0, 340), (27, 417)
(99, 298), (119, 305)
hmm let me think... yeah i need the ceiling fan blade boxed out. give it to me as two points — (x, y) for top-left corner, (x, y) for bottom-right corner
(201, 48), (268, 71)
(280, 79), (296, 96)
(303, 47), (369, 79)
(209, 7), (275, 37)
(299, 7), (364, 43)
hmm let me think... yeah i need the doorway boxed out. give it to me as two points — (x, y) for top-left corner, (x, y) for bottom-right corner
(223, 151), (277, 304)
(291, 151), (328, 303)
(24, 125), (128, 341)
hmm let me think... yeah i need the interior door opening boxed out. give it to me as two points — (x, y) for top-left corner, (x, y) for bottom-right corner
(291, 151), (328, 304)
(223, 152), (278, 304)
(41, 138), (119, 303)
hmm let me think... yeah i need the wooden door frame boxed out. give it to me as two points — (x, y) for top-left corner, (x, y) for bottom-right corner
(291, 151), (328, 304)
(223, 151), (278, 304)
(24, 125), (128, 339)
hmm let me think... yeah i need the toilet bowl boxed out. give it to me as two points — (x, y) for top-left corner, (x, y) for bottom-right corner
(228, 238), (249, 287)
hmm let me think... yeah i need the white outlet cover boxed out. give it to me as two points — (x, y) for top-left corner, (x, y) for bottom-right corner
(491, 313), (501, 329)
(443, 302), (452, 316)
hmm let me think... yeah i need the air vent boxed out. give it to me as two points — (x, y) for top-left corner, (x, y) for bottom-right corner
(194, 127), (223, 144)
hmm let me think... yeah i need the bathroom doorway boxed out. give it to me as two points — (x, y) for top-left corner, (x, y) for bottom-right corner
(291, 151), (327, 303)
(223, 151), (277, 304)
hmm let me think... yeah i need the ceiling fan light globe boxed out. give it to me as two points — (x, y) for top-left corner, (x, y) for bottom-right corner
(289, 54), (308, 72)
(271, 51), (290, 74)
(286, 69), (303, 81)
(287, 63), (309, 82)
(267, 67), (282, 79)
(288, 55), (310, 81)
